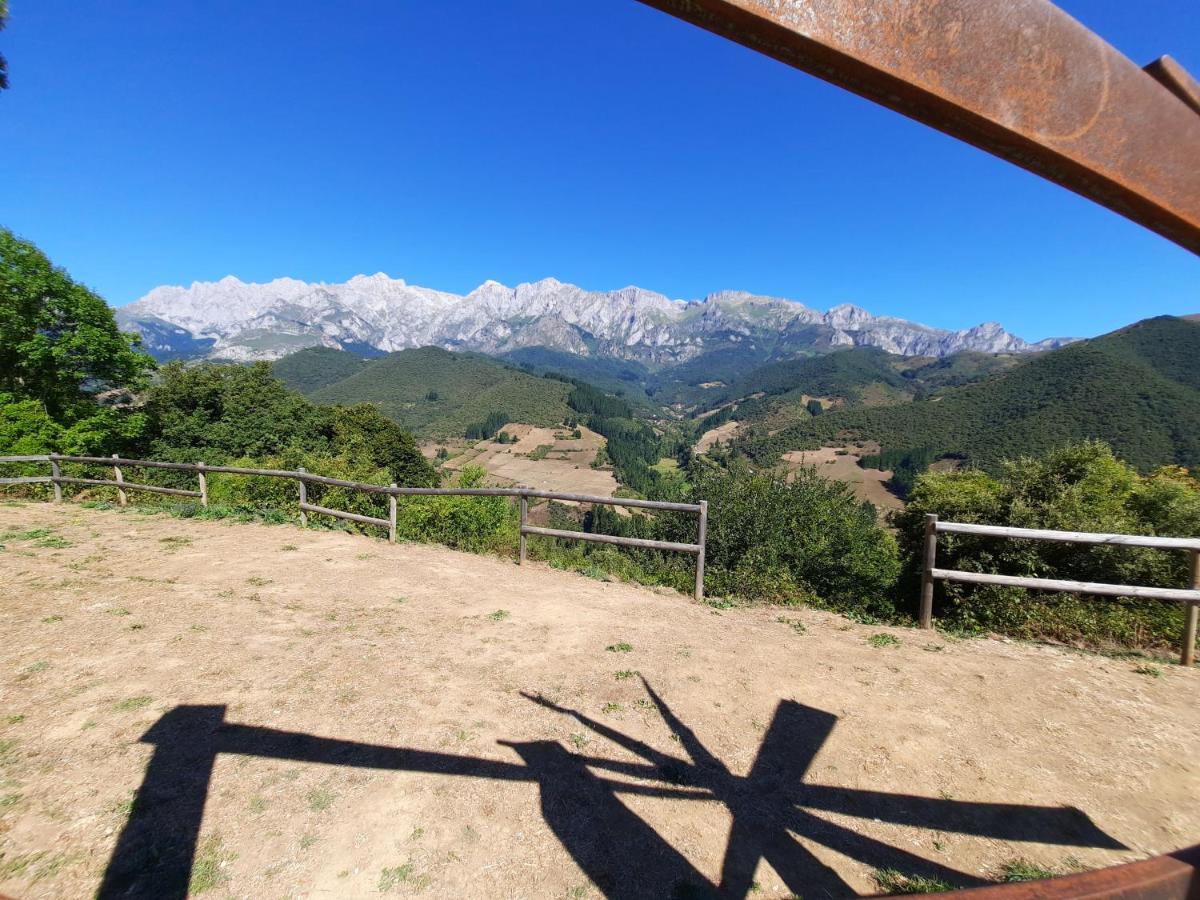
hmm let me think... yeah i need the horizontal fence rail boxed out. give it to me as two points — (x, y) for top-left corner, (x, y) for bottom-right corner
(920, 514), (1200, 666)
(0, 454), (709, 600)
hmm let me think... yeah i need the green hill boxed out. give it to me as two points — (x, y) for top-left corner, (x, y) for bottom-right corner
(273, 347), (370, 395)
(309, 346), (574, 438)
(737, 317), (1200, 473)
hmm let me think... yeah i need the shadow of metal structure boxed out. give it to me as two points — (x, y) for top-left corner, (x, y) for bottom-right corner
(98, 679), (1125, 899)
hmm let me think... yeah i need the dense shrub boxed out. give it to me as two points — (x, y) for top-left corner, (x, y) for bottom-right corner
(894, 441), (1200, 648)
(661, 460), (901, 615)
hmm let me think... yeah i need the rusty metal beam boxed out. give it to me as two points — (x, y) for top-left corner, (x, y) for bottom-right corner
(637, 0), (1200, 255)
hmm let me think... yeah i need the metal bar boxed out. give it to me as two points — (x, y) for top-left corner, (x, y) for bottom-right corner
(54, 477), (200, 498)
(930, 567), (1200, 604)
(936, 520), (1200, 551)
(694, 500), (708, 601)
(638, 0), (1200, 254)
(903, 842), (1200, 899)
(1145, 55), (1200, 116)
(521, 524), (701, 555)
(920, 513), (938, 628)
(0, 476), (52, 485)
(299, 502), (389, 529)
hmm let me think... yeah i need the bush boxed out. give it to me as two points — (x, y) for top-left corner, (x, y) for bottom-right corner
(394, 466), (514, 552)
(895, 441), (1200, 648)
(671, 460), (900, 616)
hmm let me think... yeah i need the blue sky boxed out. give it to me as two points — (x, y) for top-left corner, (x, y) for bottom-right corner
(3, 1), (1198, 340)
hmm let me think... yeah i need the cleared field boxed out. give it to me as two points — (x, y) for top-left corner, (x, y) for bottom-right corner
(695, 420), (740, 453)
(442, 423), (619, 497)
(781, 445), (904, 512)
(1, 503), (1197, 898)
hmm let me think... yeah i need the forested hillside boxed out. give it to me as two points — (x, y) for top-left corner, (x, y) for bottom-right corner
(737, 317), (1200, 473)
(273, 346), (370, 395)
(309, 346), (574, 438)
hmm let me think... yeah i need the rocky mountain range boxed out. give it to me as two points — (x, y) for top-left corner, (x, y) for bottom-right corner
(116, 274), (1073, 365)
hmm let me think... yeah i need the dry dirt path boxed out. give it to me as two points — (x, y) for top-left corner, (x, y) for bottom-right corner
(0, 502), (1197, 899)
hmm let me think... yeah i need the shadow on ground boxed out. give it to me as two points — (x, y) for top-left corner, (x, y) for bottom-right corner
(98, 678), (1123, 899)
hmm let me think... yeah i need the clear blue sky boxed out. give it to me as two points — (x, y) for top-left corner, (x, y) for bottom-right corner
(3, 1), (1198, 340)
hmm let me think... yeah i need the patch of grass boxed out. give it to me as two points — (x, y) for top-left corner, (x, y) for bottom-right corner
(568, 733), (591, 750)
(280, 544), (298, 551)
(776, 615), (806, 634)
(306, 787), (336, 812)
(581, 565), (608, 581)
(245, 575), (272, 587)
(868, 633), (900, 648)
(0, 792), (21, 808)
(189, 833), (235, 894)
(998, 859), (1059, 882)
(299, 833), (319, 850)
(248, 796), (267, 814)
(110, 607), (131, 617)
(602, 702), (623, 714)
(158, 535), (192, 549)
(4, 714), (25, 725)
(606, 642), (633, 653)
(705, 597), (736, 609)
(1134, 665), (1163, 678)
(18, 661), (49, 680)
(113, 696), (153, 712)
(128, 623), (145, 631)
(0, 527), (53, 542)
(379, 861), (431, 892)
(35, 535), (72, 549)
(41, 615), (64, 624)
(872, 868), (954, 894)
(487, 609), (510, 621)
(614, 669), (638, 680)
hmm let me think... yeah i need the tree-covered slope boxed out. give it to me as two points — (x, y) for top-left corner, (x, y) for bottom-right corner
(310, 346), (573, 438)
(738, 317), (1200, 473)
(273, 347), (370, 395)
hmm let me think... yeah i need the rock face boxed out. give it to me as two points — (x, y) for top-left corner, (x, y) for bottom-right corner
(116, 274), (1073, 364)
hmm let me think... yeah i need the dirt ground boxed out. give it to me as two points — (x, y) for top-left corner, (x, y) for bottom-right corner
(781, 447), (904, 512)
(1, 502), (1198, 899)
(441, 425), (620, 498)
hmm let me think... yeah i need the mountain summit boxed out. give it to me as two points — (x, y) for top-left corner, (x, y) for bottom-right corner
(116, 274), (1072, 363)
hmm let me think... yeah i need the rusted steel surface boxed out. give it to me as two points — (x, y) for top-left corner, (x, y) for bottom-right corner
(637, 0), (1200, 254)
(905, 844), (1200, 898)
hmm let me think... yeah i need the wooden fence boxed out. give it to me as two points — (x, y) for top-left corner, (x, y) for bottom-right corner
(0, 454), (709, 600)
(919, 514), (1200, 665)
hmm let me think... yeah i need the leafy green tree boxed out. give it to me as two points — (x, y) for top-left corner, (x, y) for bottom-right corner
(0, 229), (155, 454)
(0, 1), (9, 91)
(327, 402), (436, 486)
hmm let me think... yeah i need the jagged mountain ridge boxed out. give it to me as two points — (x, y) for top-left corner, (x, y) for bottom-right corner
(117, 274), (1073, 364)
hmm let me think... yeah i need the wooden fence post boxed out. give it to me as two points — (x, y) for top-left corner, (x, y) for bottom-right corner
(112, 453), (128, 507)
(1183, 550), (1199, 667)
(920, 513), (938, 629)
(49, 454), (62, 503)
(297, 468), (307, 527)
(518, 494), (528, 564)
(197, 462), (208, 508)
(694, 499), (708, 602)
(388, 484), (397, 543)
